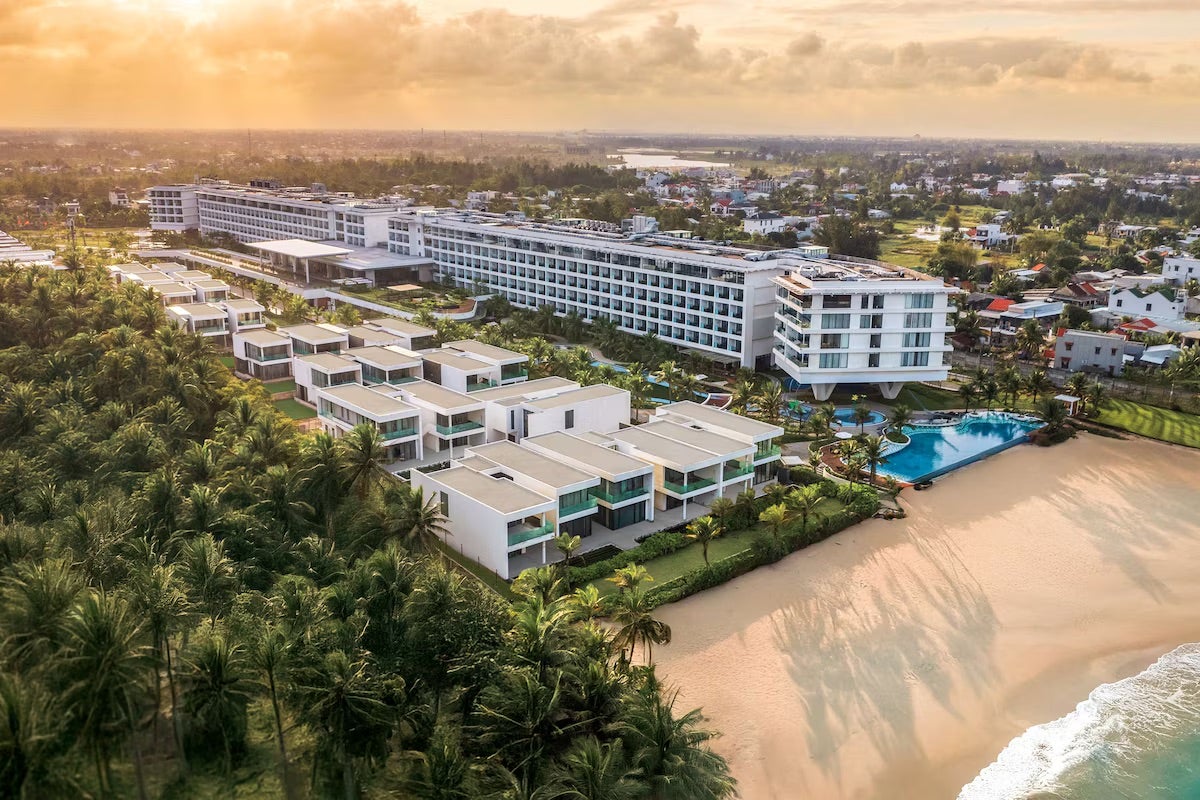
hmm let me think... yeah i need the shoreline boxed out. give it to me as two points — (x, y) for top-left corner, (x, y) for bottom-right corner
(654, 434), (1200, 800)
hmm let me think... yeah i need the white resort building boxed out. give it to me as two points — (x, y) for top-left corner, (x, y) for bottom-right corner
(771, 256), (956, 400)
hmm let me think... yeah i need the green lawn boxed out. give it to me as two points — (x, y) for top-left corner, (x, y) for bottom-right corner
(1095, 400), (1200, 448)
(594, 498), (844, 595)
(263, 378), (297, 394)
(436, 541), (516, 600)
(273, 398), (316, 420)
(218, 355), (235, 370)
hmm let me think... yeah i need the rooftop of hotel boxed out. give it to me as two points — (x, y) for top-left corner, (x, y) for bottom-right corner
(421, 349), (494, 371)
(775, 255), (943, 286)
(638, 420), (752, 456)
(524, 432), (652, 479)
(467, 441), (597, 490)
(364, 318), (436, 337)
(608, 426), (720, 467)
(394, 379), (479, 410)
(223, 298), (265, 311)
(149, 282), (194, 296)
(443, 339), (528, 363)
(656, 400), (784, 438)
(343, 325), (404, 345)
(238, 328), (292, 347)
(247, 239), (353, 259)
(296, 352), (360, 372)
(189, 182), (407, 212)
(469, 376), (579, 402)
(319, 384), (417, 417)
(168, 302), (226, 317)
(344, 345), (422, 368)
(427, 466), (554, 514)
(526, 383), (628, 410)
(280, 323), (348, 342)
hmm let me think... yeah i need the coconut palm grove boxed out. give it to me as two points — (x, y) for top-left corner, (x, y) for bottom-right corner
(0, 264), (736, 799)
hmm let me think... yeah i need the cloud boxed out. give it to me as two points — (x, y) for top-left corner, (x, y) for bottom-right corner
(0, 0), (1187, 135)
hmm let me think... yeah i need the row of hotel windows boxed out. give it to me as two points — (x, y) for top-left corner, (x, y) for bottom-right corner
(782, 292), (937, 311)
(424, 226), (746, 284)
(810, 312), (936, 330)
(778, 349), (932, 369)
(813, 332), (934, 350)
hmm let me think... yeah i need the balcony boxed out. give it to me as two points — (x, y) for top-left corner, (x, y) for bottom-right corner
(724, 463), (754, 479)
(590, 484), (650, 504)
(500, 367), (529, 381)
(754, 444), (782, 461)
(558, 496), (598, 518)
(466, 379), (498, 392)
(662, 477), (716, 495)
(251, 350), (291, 363)
(436, 420), (484, 436)
(380, 426), (418, 441)
(508, 522), (554, 548)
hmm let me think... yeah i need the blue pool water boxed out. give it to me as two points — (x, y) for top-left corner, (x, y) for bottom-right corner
(959, 643), (1200, 800)
(783, 403), (886, 427)
(877, 413), (1043, 484)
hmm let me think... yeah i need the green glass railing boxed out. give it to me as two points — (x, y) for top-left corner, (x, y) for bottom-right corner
(253, 351), (291, 362)
(724, 463), (754, 478)
(590, 485), (650, 504)
(754, 445), (782, 460)
(508, 523), (553, 547)
(388, 375), (419, 384)
(381, 426), (418, 441)
(436, 420), (483, 435)
(466, 380), (498, 392)
(558, 497), (598, 517)
(662, 477), (716, 495)
(501, 367), (529, 380)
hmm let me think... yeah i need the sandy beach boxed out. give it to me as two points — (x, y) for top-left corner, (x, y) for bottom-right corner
(654, 433), (1200, 800)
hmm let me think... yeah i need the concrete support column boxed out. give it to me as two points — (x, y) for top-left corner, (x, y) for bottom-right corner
(812, 382), (837, 401)
(878, 381), (905, 400)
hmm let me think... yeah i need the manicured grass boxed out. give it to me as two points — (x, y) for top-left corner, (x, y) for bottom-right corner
(897, 383), (962, 411)
(273, 398), (316, 420)
(218, 355), (235, 369)
(594, 498), (844, 595)
(263, 378), (297, 394)
(1095, 400), (1200, 448)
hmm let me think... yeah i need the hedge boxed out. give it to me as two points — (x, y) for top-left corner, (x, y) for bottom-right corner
(640, 492), (880, 609)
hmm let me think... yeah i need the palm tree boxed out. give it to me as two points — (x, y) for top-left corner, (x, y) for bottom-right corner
(653, 361), (681, 403)
(787, 484), (823, 534)
(675, 372), (702, 404)
(707, 497), (735, 527)
(1083, 381), (1108, 417)
(550, 737), (641, 800)
(979, 378), (1000, 411)
(59, 590), (153, 800)
(402, 724), (481, 800)
(341, 424), (385, 499)
(181, 535), (237, 628)
(618, 686), (736, 800)
(248, 628), (296, 800)
(757, 503), (791, 543)
(567, 584), (607, 623)
(402, 486), (451, 556)
(955, 308), (985, 359)
(754, 382), (784, 423)
(611, 588), (672, 665)
(1015, 319), (1046, 360)
(729, 378), (757, 415)
(0, 673), (65, 799)
(184, 635), (253, 775)
(1036, 396), (1068, 434)
(958, 381), (979, 411)
(684, 516), (723, 567)
(850, 402), (873, 435)
(887, 403), (912, 431)
(1025, 368), (1051, 402)
(859, 435), (887, 485)
(607, 563), (652, 594)
(997, 367), (1024, 409)
(554, 532), (582, 577)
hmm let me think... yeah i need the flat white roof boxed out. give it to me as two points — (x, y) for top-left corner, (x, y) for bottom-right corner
(168, 302), (225, 318)
(247, 239), (353, 259)
(422, 350), (493, 371)
(428, 466), (553, 515)
(364, 318), (436, 337)
(344, 345), (422, 368)
(609, 426), (717, 467)
(444, 339), (528, 363)
(397, 379), (480, 410)
(470, 376), (579, 402)
(320, 384), (417, 418)
(639, 420), (751, 457)
(237, 329), (291, 347)
(657, 400), (784, 439)
(527, 383), (628, 410)
(524, 432), (652, 480)
(296, 352), (360, 372)
(468, 440), (596, 490)
(281, 323), (348, 343)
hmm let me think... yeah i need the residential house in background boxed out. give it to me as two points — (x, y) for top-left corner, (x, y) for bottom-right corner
(1053, 329), (1128, 376)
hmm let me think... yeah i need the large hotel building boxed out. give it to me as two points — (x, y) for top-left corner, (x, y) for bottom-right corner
(149, 181), (952, 393)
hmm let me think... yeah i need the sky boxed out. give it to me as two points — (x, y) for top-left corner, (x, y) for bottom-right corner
(3, 0), (1200, 141)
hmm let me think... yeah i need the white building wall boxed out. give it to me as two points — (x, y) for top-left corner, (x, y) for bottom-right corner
(410, 475), (513, 578)
(524, 394), (629, 439)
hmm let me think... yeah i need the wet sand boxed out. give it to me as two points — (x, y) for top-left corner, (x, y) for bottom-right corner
(654, 433), (1200, 800)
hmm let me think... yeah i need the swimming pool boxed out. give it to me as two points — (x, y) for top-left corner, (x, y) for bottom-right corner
(590, 361), (706, 403)
(783, 403), (886, 427)
(877, 412), (1045, 484)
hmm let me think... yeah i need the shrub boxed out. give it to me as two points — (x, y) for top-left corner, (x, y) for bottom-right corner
(568, 530), (688, 584)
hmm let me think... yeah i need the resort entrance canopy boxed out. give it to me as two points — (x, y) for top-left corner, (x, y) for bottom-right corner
(247, 239), (435, 287)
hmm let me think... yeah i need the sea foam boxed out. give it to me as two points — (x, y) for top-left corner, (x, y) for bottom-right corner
(958, 643), (1200, 800)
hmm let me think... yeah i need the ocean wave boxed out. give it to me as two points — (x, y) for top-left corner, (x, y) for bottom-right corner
(958, 643), (1200, 800)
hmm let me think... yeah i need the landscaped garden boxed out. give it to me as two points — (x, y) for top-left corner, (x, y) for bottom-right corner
(272, 397), (316, 420)
(1095, 399), (1200, 448)
(332, 282), (477, 315)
